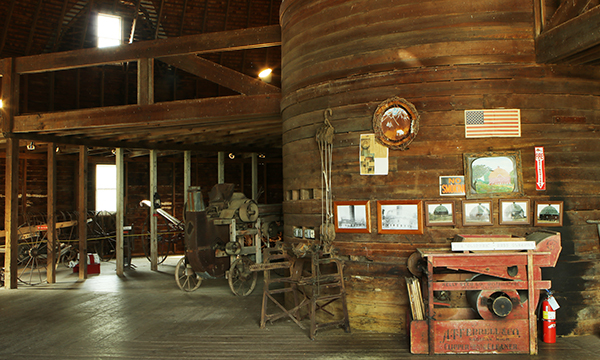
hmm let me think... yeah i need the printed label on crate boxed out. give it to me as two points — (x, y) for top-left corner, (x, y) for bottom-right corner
(434, 319), (529, 354)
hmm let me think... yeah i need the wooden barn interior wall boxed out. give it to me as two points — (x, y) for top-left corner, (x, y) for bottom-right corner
(280, 0), (600, 336)
(0, 153), (283, 256)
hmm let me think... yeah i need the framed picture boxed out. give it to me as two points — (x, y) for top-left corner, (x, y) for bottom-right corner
(499, 199), (531, 225)
(463, 151), (524, 199)
(334, 201), (371, 233)
(377, 200), (423, 234)
(534, 201), (563, 227)
(462, 200), (493, 226)
(425, 201), (456, 226)
(372, 97), (420, 150)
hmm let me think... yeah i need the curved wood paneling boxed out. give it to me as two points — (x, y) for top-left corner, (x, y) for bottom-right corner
(281, 0), (600, 335)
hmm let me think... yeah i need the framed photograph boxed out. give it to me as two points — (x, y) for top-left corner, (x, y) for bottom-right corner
(334, 201), (371, 233)
(463, 151), (524, 199)
(499, 199), (531, 225)
(462, 200), (493, 226)
(377, 200), (423, 234)
(425, 201), (456, 226)
(534, 201), (563, 227)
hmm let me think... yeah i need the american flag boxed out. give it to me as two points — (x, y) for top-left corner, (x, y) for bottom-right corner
(464, 109), (521, 138)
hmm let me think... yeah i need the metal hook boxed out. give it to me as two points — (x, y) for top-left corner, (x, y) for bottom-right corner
(323, 108), (333, 125)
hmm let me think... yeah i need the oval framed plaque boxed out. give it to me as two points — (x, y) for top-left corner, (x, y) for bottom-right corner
(372, 97), (419, 150)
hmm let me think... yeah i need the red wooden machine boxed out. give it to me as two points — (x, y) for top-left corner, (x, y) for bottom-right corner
(408, 230), (561, 355)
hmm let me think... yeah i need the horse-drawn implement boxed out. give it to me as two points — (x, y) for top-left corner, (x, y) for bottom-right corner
(175, 184), (264, 296)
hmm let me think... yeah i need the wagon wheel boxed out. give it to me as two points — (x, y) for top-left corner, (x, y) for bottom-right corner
(59, 244), (78, 268)
(142, 215), (175, 265)
(175, 257), (202, 292)
(18, 232), (48, 286)
(89, 211), (117, 262)
(228, 256), (258, 296)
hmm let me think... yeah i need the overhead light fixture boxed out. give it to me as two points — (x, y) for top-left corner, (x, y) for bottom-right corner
(27, 142), (35, 151)
(229, 153), (235, 159)
(258, 68), (272, 78)
(259, 154), (266, 159)
(0, 99), (3, 108)
(55, 146), (60, 153)
(258, 68), (272, 83)
(111, 149), (116, 155)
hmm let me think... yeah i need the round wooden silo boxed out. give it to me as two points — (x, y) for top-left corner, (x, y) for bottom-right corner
(280, 0), (600, 334)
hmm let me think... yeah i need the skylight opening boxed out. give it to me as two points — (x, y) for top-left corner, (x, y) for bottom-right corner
(97, 13), (122, 48)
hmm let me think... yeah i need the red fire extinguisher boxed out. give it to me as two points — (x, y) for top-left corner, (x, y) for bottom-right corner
(542, 289), (560, 343)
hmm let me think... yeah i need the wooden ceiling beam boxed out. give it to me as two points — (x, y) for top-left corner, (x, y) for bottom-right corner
(5, 131), (279, 154)
(544, 0), (594, 32)
(28, 115), (281, 139)
(15, 25), (281, 74)
(13, 93), (281, 132)
(536, 4), (600, 63)
(161, 55), (280, 95)
(73, 117), (281, 142)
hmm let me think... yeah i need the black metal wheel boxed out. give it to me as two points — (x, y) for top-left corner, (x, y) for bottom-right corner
(88, 211), (117, 262)
(18, 233), (47, 286)
(228, 256), (258, 297)
(175, 257), (202, 292)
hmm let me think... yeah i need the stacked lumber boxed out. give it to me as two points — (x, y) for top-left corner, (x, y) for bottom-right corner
(406, 277), (425, 321)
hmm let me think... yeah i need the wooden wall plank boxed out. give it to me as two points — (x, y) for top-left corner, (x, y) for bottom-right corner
(281, 0), (600, 336)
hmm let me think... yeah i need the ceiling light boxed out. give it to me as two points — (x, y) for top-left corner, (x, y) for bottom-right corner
(0, 99), (3, 108)
(229, 153), (235, 159)
(27, 142), (35, 151)
(258, 68), (272, 78)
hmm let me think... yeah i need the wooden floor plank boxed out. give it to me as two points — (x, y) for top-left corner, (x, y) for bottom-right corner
(0, 257), (599, 359)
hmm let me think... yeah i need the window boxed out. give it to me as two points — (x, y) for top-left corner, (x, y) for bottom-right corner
(96, 164), (117, 212)
(97, 13), (122, 48)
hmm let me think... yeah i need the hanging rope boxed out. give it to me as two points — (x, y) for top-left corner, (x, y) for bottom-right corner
(315, 108), (335, 252)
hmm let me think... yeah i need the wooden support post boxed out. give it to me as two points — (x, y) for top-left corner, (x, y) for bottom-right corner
(115, 148), (124, 276)
(218, 151), (225, 184)
(2, 58), (19, 289)
(252, 152), (258, 201)
(149, 149), (158, 271)
(527, 251), (537, 355)
(4, 138), (19, 289)
(184, 150), (191, 208)
(46, 143), (57, 283)
(78, 145), (88, 280)
(427, 259), (434, 355)
(138, 58), (154, 105)
(22, 159), (27, 220)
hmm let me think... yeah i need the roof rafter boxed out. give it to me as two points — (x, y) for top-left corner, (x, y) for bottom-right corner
(162, 55), (280, 95)
(536, 4), (600, 64)
(16, 25), (282, 74)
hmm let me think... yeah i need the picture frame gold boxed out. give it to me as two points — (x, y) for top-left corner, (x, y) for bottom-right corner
(463, 151), (524, 199)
